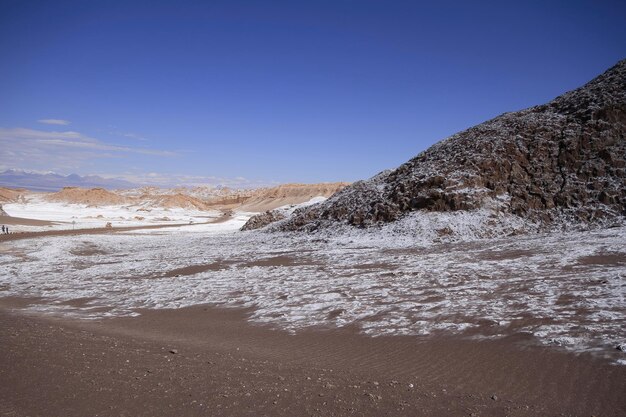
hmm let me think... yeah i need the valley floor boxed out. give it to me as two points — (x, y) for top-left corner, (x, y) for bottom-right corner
(0, 217), (625, 415)
(1, 302), (624, 417)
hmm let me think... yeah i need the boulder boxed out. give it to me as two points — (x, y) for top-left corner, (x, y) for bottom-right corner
(241, 210), (287, 231)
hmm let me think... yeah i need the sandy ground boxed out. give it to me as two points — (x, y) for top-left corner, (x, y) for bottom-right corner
(0, 214), (56, 227)
(1, 209), (624, 416)
(0, 211), (232, 242)
(0, 299), (624, 417)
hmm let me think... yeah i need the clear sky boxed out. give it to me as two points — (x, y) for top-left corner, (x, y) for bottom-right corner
(1, 0), (625, 187)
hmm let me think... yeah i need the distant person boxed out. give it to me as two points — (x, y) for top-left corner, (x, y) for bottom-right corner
(1, 225), (4, 234)
(4, 226), (8, 234)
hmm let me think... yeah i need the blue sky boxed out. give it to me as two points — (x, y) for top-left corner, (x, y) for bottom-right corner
(1, 0), (625, 187)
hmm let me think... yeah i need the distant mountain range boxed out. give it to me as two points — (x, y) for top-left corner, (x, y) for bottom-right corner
(0, 169), (138, 191)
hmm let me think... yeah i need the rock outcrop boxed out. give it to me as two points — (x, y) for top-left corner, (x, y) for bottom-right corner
(46, 187), (127, 206)
(139, 193), (209, 210)
(240, 210), (287, 231)
(0, 187), (26, 203)
(278, 59), (626, 232)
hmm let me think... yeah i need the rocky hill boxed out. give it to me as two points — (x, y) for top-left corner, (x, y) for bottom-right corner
(238, 183), (349, 212)
(40, 182), (350, 213)
(46, 187), (128, 206)
(276, 59), (626, 234)
(0, 187), (26, 204)
(139, 193), (209, 210)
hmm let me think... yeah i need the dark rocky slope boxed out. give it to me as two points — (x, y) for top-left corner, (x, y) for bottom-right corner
(277, 59), (626, 232)
(241, 210), (286, 231)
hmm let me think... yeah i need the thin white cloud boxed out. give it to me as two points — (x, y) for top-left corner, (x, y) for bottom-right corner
(122, 132), (148, 141)
(38, 119), (71, 126)
(0, 127), (178, 173)
(107, 130), (149, 142)
(0, 127), (176, 156)
(1, 127), (273, 189)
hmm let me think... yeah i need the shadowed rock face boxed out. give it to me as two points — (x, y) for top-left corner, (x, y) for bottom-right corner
(279, 59), (626, 231)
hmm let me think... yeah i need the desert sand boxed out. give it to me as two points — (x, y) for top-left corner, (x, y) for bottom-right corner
(0, 214), (55, 227)
(1, 217), (625, 416)
(1, 299), (624, 417)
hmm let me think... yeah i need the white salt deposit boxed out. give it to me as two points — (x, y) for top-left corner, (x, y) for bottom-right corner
(2, 194), (222, 232)
(1, 210), (625, 363)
